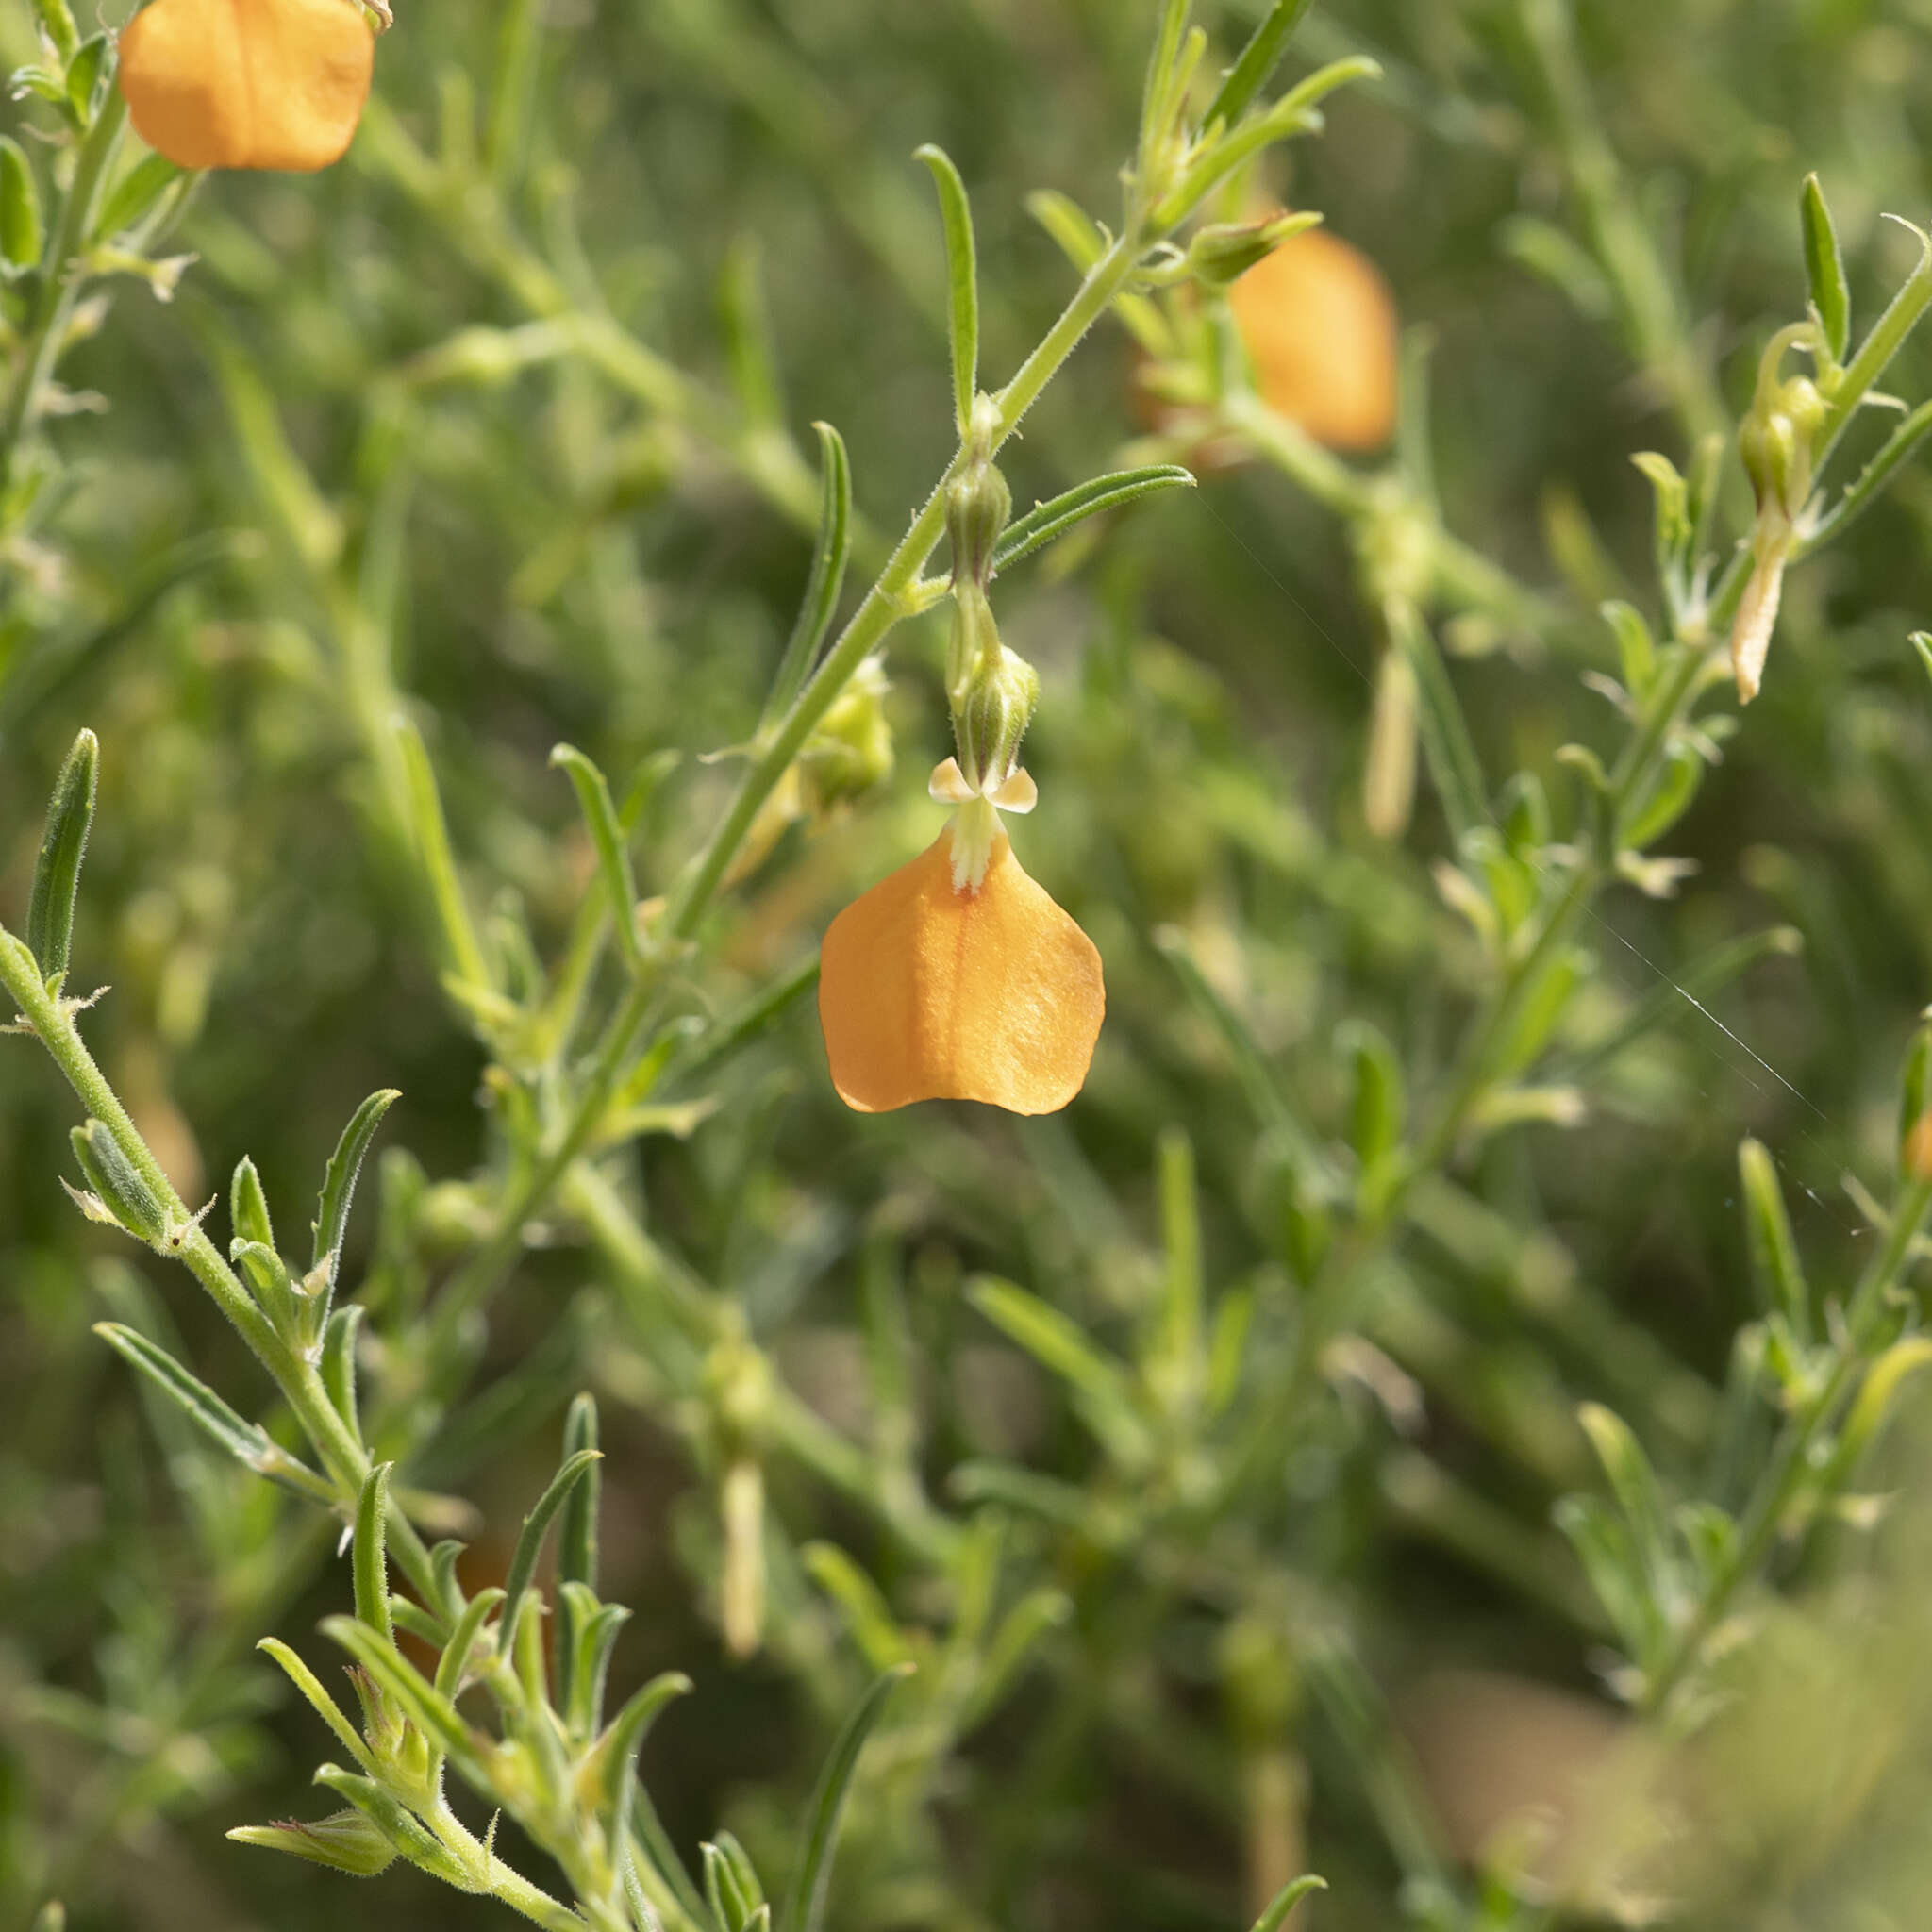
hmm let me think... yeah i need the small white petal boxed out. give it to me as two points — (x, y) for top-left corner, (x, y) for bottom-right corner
(991, 768), (1038, 814)
(928, 757), (974, 804)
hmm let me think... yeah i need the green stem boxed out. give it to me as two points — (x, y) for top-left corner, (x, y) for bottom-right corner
(1219, 391), (1563, 639)
(1641, 1174), (1932, 1713)
(0, 928), (439, 1604)
(0, 92), (127, 492)
(667, 226), (1144, 942)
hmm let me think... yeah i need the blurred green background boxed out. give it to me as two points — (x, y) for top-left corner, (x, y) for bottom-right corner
(10, 2), (1932, 1928)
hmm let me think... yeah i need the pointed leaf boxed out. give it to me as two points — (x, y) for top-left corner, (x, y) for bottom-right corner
(26, 728), (97, 986)
(780, 1666), (912, 1932)
(310, 1089), (401, 1295)
(1250, 1876), (1327, 1932)
(764, 424), (852, 720)
(993, 466), (1195, 575)
(1801, 173), (1851, 362)
(1204, 0), (1317, 132)
(92, 1324), (330, 1500)
(499, 1447), (603, 1646)
(353, 1463), (395, 1646)
(1738, 1139), (1810, 1341)
(914, 145), (978, 436)
(552, 745), (641, 971)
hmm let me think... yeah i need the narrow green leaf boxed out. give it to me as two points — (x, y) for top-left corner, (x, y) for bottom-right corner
(1801, 172), (1851, 363)
(552, 745), (641, 972)
(321, 1306), (364, 1441)
(560, 1584), (631, 1738)
(310, 1088), (401, 1294)
(713, 1833), (767, 1918)
(26, 727), (98, 986)
(1600, 601), (1657, 702)
(592, 1671), (694, 1803)
(63, 32), (106, 121)
(1204, 0), (1316, 132)
(92, 1324), (330, 1500)
(779, 1666), (912, 1932)
(433, 1586), (506, 1699)
(558, 1392), (601, 1592)
(353, 1463), (395, 1647)
(499, 1447), (603, 1646)
(31, 0), (78, 61)
(802, 1541), (909, 1672)
(1738, 1140), (1810, 1341)
(631, 1782), (711, 1929)
(91, 151), (185, 244)
(706, 1842), (755, 1932)
(764, 424), (853, 721)
(1389, 602), (1484, 845)
(914, 145), (978, 436)
(257, 1638), (378, 1774)
(1337, 1020), (1405, 1175)
(392, 713), (492, 993)
(1552, 1494), (1654, 1661)
(229, 1155), (275, 1253)
(967, 1278), (1134, 1418)
(1800, 398), (1932, 555)
(554, 1392), (602, 1714)
(231, 1239), (302, 1336)
(1139, 0), (1192, 171)
(992, 465), (1195, 575)
(1250, 1876), (1327, 1932)
(1155, 1126), (1203, 1402)
(0, 137), (43, 271)
(1575, 1403), (1674, 1615)
(1619, 741), (1705, 850)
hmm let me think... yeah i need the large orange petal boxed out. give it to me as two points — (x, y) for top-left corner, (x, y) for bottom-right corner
(819, 832), (1104, 1115)
(1227, 227), (1398, 454)
(119, 0), (374, 173)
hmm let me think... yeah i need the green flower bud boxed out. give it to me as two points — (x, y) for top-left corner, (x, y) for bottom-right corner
(956, 638), (1041, 793)
(67, 1120), (168, 1245)
(1186, 210), (1321, 290)
(802, 656), (894, 809)
(945, 458), (1011, 591)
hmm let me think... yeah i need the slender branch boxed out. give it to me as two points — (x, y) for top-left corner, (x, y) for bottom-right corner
(0, 93), (128, 491)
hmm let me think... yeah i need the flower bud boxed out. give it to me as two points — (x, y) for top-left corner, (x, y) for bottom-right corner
(67, 1119), (168, 1244)
(956, 637), (1041, 795)
(801, 656), (894, 810)
(1185, 211), (1321, 291)
(945, 458), (1011, 592)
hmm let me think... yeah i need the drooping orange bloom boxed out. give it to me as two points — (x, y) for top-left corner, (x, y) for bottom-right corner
(819, 828), (1104, 1115)
(1227, 225), (1399, 452)
(119, 0), (375, 173)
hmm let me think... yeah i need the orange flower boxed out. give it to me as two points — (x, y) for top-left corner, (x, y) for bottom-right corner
(818, 813), (1104, 1116)
(1226, 225), (1399, 452)
(118, 0), (375, 173)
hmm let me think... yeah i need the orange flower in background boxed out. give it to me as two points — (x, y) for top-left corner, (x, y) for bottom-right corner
(818, 806), (1105, 1117)
(119, 0), (375, 173)
(1227, 224), (1399, 452)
